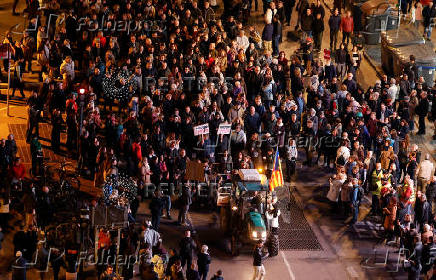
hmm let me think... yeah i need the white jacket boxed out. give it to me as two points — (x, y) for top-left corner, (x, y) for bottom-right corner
(60, 60), (75, 80)
(327, 178), (346, 202)
(266, 209), (281, 228)
(417, 160), (434, 180)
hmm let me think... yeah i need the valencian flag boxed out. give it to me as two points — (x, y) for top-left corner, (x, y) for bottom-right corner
(269, 148), (284, 191)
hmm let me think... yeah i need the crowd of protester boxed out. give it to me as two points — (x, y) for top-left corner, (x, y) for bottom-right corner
(0, 0), (436, 279)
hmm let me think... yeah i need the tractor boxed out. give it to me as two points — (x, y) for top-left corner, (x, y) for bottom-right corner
(217, 169), (277, 256)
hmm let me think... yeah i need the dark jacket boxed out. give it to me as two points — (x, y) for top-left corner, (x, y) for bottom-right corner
(179, 237), (196, 257)
(149, 196), (164, 216)
(12, 257), (27, 280)
(180, 186), (192, 206)
(417, 98), (429, 117)
(253, 247), (268, 266)
(301, 13), (314, 31)
(423, 5), (436, 27)
(197, 252), (211, 272)
(313, 17), (325, 34)
(262, 24), (274, 41)
(409, 241), (423, 266)
(186, 269), (200, 280)
(329, 14), (341, 32)
(426, 182), (436, 201)
(335, 48), (347, 64)
(273, 20), (283, 39)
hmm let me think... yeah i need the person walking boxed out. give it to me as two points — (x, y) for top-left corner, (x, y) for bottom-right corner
(335, 43), (348, 80)
(262, 22), (274, 55)
(252, 240), (268, 280)
(30, 135), (42, 176)
(12, 251), (27, 280)
(286, 139), (297, 181)
(313, 12), (324, 50)
(179, 230), (196, 271)
(407, 235), (423, 280)
(197, 245), (211, 280)
(382, 197), (397, 241)
(350, 178), (363, 224)
(284, 0), (296, 26)
(178, 185), (192, 226)
(328, 8), (341, 51)
(150, 190), (164, 231)
(370, 162), (383, 216)
(340, 10), (353, 46)
(416, 91), (429, 135)
(272, 15), (282, 57)
(423, 2), (436, 40)
(300, 8), (314, 39)
(416, 154), (434, 192)
(426, 176), (436, 212)
(51, 109), (63, 153)
(11, 57), (25, 99)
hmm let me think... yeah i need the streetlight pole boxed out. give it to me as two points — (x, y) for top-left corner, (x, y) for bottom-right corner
(6, 43), (11, 117)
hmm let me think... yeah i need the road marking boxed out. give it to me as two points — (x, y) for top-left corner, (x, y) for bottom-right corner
(280, 251), (296, 280)
(346, 266), (359, 279)
(0, 105), (17, 111)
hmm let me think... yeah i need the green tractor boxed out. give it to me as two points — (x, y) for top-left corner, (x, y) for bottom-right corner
(217, 169), (272, 256)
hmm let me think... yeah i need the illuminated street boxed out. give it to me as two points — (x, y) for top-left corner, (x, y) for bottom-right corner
(0, 0), (434, 279)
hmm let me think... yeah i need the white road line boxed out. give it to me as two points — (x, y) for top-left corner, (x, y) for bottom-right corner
(0, 105), (17, 111)
(280, 251), (296, 280)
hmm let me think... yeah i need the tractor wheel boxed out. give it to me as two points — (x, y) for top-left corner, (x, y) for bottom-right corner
(231, 235), (240, 256)
(220, 207), (230, 233)
(224, 238), (232, 255)
(268, 234), (279, 257)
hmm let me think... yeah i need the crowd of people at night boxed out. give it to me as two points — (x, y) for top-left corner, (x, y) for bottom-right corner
(0, 0), (435, 279)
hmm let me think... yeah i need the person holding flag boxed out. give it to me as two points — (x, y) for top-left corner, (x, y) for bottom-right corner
(270, 147), (284, 191)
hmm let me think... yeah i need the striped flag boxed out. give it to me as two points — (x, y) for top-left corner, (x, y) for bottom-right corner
(269, 148), (284, 191)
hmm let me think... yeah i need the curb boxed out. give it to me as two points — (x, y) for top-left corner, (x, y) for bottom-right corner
(363, 50), (384, 79)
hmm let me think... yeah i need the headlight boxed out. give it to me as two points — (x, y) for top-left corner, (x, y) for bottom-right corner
(261, 231), (267, 239)
(252, 231), (257, 238)
(257, 168), (263, 173)
(232, 206), (238, 211)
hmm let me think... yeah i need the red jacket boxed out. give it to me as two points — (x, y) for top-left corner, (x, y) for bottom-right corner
(132, 142), (142, 162)
(11, 163), (25, 179)
(340, 16), (354, 33)
(366, 118), (378, 137)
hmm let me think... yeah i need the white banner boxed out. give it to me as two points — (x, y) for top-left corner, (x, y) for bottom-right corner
(217, 123), (232, 135)
(194, 123), (209, 136)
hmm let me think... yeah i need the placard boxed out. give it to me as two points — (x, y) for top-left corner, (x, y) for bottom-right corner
(217, 123), (232, 135)
(194, 123), (209, 136)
